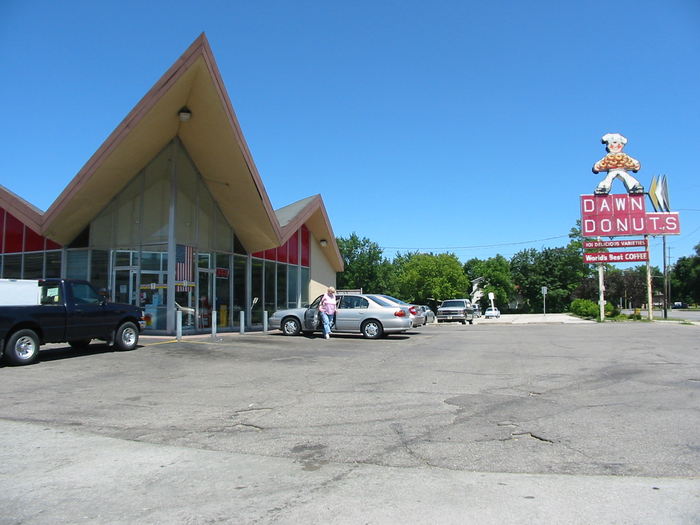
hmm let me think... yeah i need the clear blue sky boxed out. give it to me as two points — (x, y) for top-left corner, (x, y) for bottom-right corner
(2, 1), (699, 267)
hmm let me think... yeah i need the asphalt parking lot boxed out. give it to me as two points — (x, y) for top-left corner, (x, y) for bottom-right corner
(1, 320), (699, 524)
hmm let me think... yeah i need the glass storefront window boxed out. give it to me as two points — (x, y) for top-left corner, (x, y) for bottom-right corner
(300, 266), (310, 306)
(276, 264), (287, 310)
(90, 199), (114, 249)
(141, 249), (168, 331)
(142, 150), (170, 244)
(114, 174), (142, 248)
(66, 250), (89, 280)
(251, 258), (263, 324)
(141, 251), (162, 271)
(264, 260), (276, 315)
(214, 206), (232, 252)
(233, 255), (246, 327)
(287, 265), (298, 308)
(91, 250), (109, 291)
(45, 251), (61, 278)
(198, 253), (211, 269)
(176, 145), (197, 247)
(3, 254), (21, 278)
(115, 251), (131, 267)
(23, 253), (43, 279)
(199, 185), (214, 251)
(215, 253), (231, 328)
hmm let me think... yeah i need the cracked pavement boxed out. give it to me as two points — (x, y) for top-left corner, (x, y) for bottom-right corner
(1, 322), (698, 523)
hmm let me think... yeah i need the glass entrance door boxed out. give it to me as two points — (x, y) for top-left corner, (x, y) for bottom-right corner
(197, 269), (214, 329)
(113, 267), (138, 305)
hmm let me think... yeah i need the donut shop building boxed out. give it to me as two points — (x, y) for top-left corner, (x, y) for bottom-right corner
(0, 34), (343, 334)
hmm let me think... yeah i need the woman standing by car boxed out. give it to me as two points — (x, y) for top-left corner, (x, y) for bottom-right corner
(319, 287), (337, 339)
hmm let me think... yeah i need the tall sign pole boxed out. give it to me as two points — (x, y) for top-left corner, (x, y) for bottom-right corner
(645, 235), (653, 320)
(598, 262), (605, 321)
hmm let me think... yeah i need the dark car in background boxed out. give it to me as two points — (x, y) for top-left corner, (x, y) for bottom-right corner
(436, 299), (474, 325)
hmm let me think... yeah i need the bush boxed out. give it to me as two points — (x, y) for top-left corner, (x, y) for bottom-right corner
(605, 302), (620, 318)
(570, 298), (598, 318)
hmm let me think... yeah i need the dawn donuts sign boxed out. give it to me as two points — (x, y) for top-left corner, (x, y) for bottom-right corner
(580, 194), (680, 236)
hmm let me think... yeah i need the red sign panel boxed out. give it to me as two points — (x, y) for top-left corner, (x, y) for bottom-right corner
(580, 194), (681, 236)
(643, 212), (681, 235)
(583, 251), (649, 264)
(583, 239), (647, 249)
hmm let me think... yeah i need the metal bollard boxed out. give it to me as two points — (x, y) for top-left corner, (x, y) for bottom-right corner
(211, 311), (217, 339)
(176, 310), (182, 341)
(263, 311), (268, 332)
(239, 311), (245, 334)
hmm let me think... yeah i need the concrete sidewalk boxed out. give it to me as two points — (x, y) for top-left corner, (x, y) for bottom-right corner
(476, 313), (595, 324)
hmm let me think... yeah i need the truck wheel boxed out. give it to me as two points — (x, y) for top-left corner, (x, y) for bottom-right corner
(468, 320), (473, 325)
(69, 339), (91, 350)
(4, 329), (40, 365)
(114, 322), (139, 351)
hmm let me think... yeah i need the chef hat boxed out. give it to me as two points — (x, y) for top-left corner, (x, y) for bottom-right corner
(601, 133), (627, 145)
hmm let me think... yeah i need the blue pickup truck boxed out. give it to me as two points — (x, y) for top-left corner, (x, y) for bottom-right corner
(0, 279), (145, 366)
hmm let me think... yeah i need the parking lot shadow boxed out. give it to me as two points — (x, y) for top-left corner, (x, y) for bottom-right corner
(22, 343), (142, 365)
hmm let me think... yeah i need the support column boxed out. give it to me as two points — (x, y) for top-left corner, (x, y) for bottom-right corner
(645, 235), (653, 321)
(166, 142), (177, 334)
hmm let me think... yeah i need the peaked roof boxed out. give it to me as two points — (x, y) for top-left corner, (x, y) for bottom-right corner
(276, 194), (343, 271)
(3, 34), (343, 271)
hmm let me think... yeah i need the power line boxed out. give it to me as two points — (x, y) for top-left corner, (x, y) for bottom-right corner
(381, 234), (571, 251)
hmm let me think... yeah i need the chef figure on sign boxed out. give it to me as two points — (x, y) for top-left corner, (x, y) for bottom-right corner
(592, 133), (643, 195)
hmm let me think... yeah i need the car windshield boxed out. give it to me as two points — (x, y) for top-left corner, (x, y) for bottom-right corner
(366, 295), (393, 307)
(441, 300), (467, 308)
(486, 308), (497, 312)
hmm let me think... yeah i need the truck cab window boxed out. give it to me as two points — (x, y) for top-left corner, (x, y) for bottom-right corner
(70, 283), (101, 305)
(40, 285), (61, 305)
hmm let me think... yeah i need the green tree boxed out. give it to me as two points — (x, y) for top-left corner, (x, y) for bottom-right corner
(511, 241), (589, 313)
(336, 233), (392, 293)
(603, 265), (661, 308)
(464, 255), (515, 310)
(393, 252), (469, 304)
(670, 242), (700, 304)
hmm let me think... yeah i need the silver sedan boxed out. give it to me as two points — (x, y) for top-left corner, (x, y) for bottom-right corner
(269, 294), (413, 338)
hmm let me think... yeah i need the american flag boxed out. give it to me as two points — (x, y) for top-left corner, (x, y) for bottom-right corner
(175, 245), (194, 292)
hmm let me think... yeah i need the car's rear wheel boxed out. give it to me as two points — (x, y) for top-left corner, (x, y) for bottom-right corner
(282, 317), (301, 336)
(4, 329), (40, 365)
(361, 319), (383, 339)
